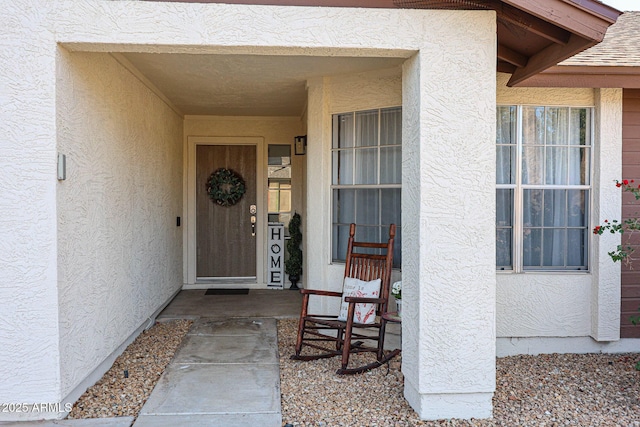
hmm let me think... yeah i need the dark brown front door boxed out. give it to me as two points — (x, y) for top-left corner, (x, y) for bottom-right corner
(196, 144), (257, 279)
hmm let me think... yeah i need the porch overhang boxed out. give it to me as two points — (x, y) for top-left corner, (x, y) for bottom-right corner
(154, 0), (621, 86)
(512, 12), (640, 88)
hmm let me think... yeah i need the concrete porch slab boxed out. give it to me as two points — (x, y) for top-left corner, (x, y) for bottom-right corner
(0, 418), (134, 427)
(132, 413), (281, 427)
(157, 289), (302, 320)
(138, 363), (280, 415)
(188, 317), (277, 337)
(174, 334), (277, 364)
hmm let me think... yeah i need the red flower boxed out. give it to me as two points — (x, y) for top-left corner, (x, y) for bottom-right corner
(594, 226), (602, 234)
(616, 182), (622, 188)
(605, 219), (609, 223)
(623, 179), (629, 185)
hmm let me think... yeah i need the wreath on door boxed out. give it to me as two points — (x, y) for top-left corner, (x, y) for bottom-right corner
(206, 168), (246, 207)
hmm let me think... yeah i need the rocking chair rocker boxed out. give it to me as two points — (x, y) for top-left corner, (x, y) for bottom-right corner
(291, 223), (400, 374)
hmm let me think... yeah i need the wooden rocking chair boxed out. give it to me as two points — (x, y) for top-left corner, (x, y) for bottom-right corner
(291, 223), (400, 374)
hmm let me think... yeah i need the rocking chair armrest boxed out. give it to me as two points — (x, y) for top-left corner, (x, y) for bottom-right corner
(344, 296), (386, 304)
(300, 289), (343, 298)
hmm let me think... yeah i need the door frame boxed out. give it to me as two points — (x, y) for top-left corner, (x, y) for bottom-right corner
(185, 136), (266, 287)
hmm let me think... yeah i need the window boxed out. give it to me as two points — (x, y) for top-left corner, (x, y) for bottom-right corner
(331, 107), (402, 268)
(497, 105), (592, 271)
(267, 144), (292, 226)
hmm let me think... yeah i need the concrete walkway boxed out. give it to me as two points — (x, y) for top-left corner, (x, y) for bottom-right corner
(133, 317), (282, 427)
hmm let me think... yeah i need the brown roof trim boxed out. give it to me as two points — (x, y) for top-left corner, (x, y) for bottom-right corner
(144, 0), (398, 5)
(503, 0), (620, 86)
(520, 65), (640, 88)
(145, 0), (621, 86)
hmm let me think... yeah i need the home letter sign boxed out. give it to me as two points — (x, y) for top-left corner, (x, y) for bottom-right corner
(267, 222), (285, 289)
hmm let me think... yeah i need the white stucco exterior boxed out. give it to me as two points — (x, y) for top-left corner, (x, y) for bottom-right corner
(495, 75), (623, 345)
(56, 50), (184, 401)
(0, 0), (629, 422)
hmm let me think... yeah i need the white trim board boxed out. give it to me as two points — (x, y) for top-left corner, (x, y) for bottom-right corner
(497, 336), (640, 357)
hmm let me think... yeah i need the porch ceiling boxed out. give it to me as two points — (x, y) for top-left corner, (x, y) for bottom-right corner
(119, 52), (404, 116)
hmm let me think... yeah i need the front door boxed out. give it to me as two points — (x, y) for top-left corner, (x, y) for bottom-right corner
(196, 144), (257, 280)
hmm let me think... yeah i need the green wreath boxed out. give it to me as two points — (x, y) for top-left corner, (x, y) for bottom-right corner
(206, 168), (246, 207)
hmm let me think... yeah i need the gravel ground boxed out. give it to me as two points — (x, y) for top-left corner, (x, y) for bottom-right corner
(67, 319), (192, 420)
(278, 318), (640, 427)
(65, 317), (640, 426)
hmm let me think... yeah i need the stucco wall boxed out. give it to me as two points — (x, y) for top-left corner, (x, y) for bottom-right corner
(56, 50), (184, 397)
(183, 116), (304, 285)
(495, 75), (622, 341)
(306, 68), (403, 315)
(0, 1), (61, 409)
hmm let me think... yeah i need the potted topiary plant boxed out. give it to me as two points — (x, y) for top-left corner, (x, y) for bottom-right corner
(285, 212), (303, 290)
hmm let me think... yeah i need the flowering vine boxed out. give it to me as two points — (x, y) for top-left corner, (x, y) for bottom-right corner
(593, 180), (640, 368)
(593, 180), (640, 265)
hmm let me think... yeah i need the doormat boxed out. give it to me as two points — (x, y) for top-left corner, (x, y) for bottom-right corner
(205, 288), (250, 295)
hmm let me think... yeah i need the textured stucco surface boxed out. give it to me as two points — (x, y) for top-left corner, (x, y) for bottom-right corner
(2, 1), (452, 419)
(495, 78), (622, 341)
(591, 88), (623, 341)
(56, 50), (183, 398)
(0, 1), (62, 408)
(306, 69), (403, 316)
(400, 13), (497, 419)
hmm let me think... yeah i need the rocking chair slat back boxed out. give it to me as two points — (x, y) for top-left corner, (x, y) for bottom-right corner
(291, 223), (400, 375)
(344, 223), (396, 316)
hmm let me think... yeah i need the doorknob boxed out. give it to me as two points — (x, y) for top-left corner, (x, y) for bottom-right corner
(250, 204), (257, 215)
(251, 215), (256, 237)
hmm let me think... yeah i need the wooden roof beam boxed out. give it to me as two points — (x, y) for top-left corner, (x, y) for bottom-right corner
(497, 44), (528, 68)
(500, 0), (618, 42)
(508, 33), (596, 86)
(491, 0), (571, 45)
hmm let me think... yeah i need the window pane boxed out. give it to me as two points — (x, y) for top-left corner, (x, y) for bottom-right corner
(355, 110), (378, 147)
(332, 224), (351, 262)
(496, 189), (513, 227)
(544, 190), (567, 227)
(392, 226), (401, 269)
(335, 113), (354, 148)
(568, 190), (587, 227)
(333, 189), (355, 225)
(496, 228), (512, 268)
(523, 189), (543, 227)
(569, 147), (590, 185)
(545, 147), (568, 185)
(523, 107), (545, 145)
(567, 228), (587, 268)
(496, 106), (517, 144)
(355, 225), (382, 255)
(332, 150), (353, 185)
(523, 228), (542, 267)
(543, 229), (566, 267)
(355, 189), (379, 226)
(355, 148), (378, 184)
(380, 146), (401, 184)
(545, 108), (569, 145)
(522, 146), (544, 184)
(497, 145), (516, 185)
(381, 107), (401, 146)
(570, 108), (588, 146)
(381, 188), (401, 226)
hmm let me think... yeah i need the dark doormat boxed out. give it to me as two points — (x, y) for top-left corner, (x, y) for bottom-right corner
(205, 288), (250, 295)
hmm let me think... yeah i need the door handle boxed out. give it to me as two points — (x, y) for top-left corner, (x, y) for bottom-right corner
(251, 215), (256, 237)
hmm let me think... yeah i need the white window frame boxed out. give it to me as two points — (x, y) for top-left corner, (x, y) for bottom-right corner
(330, 107), (402, 268)
(497, 104), (594, 273)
